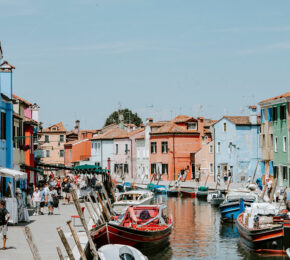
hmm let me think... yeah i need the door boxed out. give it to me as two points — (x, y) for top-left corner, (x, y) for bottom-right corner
(191, 163), (195, 179)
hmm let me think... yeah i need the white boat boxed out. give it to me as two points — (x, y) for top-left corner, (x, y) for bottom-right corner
(207, 190), (225, 206)
(98, 244), (148, 260)
(112, 190), (154, 215)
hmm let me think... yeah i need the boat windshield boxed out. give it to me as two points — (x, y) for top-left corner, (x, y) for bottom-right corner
(117, 194), (141, 201)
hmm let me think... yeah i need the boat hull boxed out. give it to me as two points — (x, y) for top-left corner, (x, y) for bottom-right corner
(196, 191), (208, 199)
(236, 214), (285, 254)
(181, 190), (196, 198)
(211, 198), (224, 206)
(220, 201), (252, 222)
(91, 223), (172, 251)
(113, 197), (153, 215)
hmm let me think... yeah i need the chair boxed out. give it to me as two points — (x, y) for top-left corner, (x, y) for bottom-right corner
(71, 206), (85, 226)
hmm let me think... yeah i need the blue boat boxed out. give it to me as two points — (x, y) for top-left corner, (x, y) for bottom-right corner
(220, 192), (258, 222)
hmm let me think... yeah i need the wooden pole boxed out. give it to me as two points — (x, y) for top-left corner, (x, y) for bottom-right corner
(87, 195), (105, 224)
(56, 246), (64, 260)
(260, 185), (267, 200)
(71, 189), (99, 260)
(56, 227), (75, 260)
(95, 192), (110, 222)
(67, 220), (87, 260)
(204, 172), (210, 187)
(84, 201), (97, 225)
(226, 176), (232, 192)
(23, 227), (42, 260)
(100, 183), (113, 214)
(270, 178), (278, 203)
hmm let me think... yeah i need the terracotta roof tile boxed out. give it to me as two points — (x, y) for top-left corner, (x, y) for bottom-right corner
(260, 92), (290, 103)
(171, 115), (195, 123)
(42, 122), (66, 132)
(135, 134), (145, 140)
(204, 119), (218, 127)
(224, 116), (261, 125)
(12, 94), (32, 106)
(151, 122), (199, 135)
(149, 121), (168, 127)
(91, 128), (129, 140)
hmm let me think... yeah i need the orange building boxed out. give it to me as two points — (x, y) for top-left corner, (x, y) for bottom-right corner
(150, 115), (211, 181)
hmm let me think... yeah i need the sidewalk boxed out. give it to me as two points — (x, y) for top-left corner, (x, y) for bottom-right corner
(1, 202), (90, 260)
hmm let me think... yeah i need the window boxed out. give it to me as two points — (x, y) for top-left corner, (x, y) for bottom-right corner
(162, 141), (168, 153)
(151, 163), (157, 174)
(162, 164), (168, 174)
(274, 136), (278, 152)
(270, 134), (273, 147)
(217, 166), (221, 175)
(210, 163), (213, 173)
(273, 107), (278, 121)
(217, 142), (221, 153)
(280, 105), (287, 120)
(151, 142), (157, 154)
(228, 142), (233, 153)
(223, 123), (227, 132)
(60, 135), (65, 142)
(60, 150), (64, 157)
(261, 109), (265, 123)
(267, 108), (273, 122)
(52, 127), (57, 131)
(187, 122), (197, 130)
(209, 145), (213, 153)
(1, 112), (6, 140)
(46, 150), (50, 157)
(116, 144), (118, 154)
(98, 143), (101, 150)
(45, 135), (49, 143)
(283, 136), (287, 152)
(274, 166), (278, 179)
(261, 135), (265, 148)
(283, 166), (288, 180)
(124, 164), (128, 173)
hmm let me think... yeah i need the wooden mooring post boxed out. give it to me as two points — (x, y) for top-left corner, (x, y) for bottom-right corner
(67, 220), (87, 260)
(57, 227), (75, 260)
(56, 246), (65, 260)
(87, 194), (105, 224)
(71, 189), (99, 260)
(95, 191), (110, 222)
(23, 226), (42, 260)
(84, 201), (98, 226)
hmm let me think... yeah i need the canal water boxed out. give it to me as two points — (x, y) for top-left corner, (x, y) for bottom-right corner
(146, 195), (288, 260)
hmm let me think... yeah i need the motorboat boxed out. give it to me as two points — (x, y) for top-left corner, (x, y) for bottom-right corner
(97, 244), (148, 260)
(207, 190), (225, 206)
(220, 191), (258, 222)
(112, 190), (153, 215)
(91, 205), (173, 251)
(196, 186), (208, 199)
(236, 203), (290, 254)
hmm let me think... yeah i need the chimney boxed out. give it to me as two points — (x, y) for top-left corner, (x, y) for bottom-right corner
(75, 120), (80, 133)
(248, 106), (257, 124)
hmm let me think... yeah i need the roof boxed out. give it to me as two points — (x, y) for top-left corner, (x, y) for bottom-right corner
(135, 134), (145, 140)
(260, 92), (290, 104)
(91, 128), (129, 140)
(24, 117), (38, 126)
(12, 94), (32, 106)
(148, 121), (168, 127)
(42, 122), (66, 132)
(128, 128), (144, 137)
(171, 115), (195, 123)
(0, 61), (15, 71)
(13, 112), (23, 120)
(151, 122), (199, 135)
(65, 138), (89, 146)
(220, 116), (260, 126)
(204, 119), (218, 127)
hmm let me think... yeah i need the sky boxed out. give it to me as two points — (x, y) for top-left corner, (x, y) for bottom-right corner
(0, 0), (290, 130)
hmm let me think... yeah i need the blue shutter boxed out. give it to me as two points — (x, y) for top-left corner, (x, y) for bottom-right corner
(269, 161), (273, 175)
(261, 109), (264, 123)
(260, 162), (265, 175)
(267, 108), (273, 122)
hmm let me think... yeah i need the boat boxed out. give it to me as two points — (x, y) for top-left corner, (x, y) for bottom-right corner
(180, 189), (196, 198)
(196, 186), (209, 199)
(220, 191), (258, 222)
(236, 203), (290, 254)
(167, 189), (179, 197)
(91, 205), (173, 251)
(154, 185), (167, 194)
(112, 190), (154, 215)
(207, 190), (225, 206)
(287, 248), (290, 258)
(97, 244), (148, 260)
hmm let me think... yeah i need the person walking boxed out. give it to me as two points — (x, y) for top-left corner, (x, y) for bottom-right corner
(39, 186), (46, 215)
(32, 187), (41, 216)
(0, 200), (10, 250)
(47, 186), (58, 215)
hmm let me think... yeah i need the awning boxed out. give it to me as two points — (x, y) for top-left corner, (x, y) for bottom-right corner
(0, 167), (27, 179)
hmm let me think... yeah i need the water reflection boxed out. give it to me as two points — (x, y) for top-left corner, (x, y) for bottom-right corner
(149, 195), (288, 260)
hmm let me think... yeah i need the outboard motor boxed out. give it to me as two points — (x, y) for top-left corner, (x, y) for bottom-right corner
(119, 246), (135, 260)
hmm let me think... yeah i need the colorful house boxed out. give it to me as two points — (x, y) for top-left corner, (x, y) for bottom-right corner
(38, 122), (67, 174)
(213, 107), (261, 183)
(0, 61), (14, 193)
(259, 92), (290, 188)
(150, 115), (207, 181)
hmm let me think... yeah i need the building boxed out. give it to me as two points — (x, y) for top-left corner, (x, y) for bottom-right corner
(213, 107), (261, 183)
(149, 115), (207, 181)
(259, 92), (290, 188)
(38, 122), (67, 173)
(0, 60), (14, 193)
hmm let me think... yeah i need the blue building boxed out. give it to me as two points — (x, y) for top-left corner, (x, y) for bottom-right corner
(0, 48), (15, 194)
(213, 107), (261, 183)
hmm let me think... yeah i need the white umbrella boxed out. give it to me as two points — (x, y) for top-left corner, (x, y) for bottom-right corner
(0, 167), (27, 180)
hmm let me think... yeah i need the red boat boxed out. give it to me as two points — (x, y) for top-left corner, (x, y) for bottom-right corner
(180, 189), (196, 198)
(90, 205), (173, 251)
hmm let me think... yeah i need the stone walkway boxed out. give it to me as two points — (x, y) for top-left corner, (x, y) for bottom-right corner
(1, 202), (90, 260)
